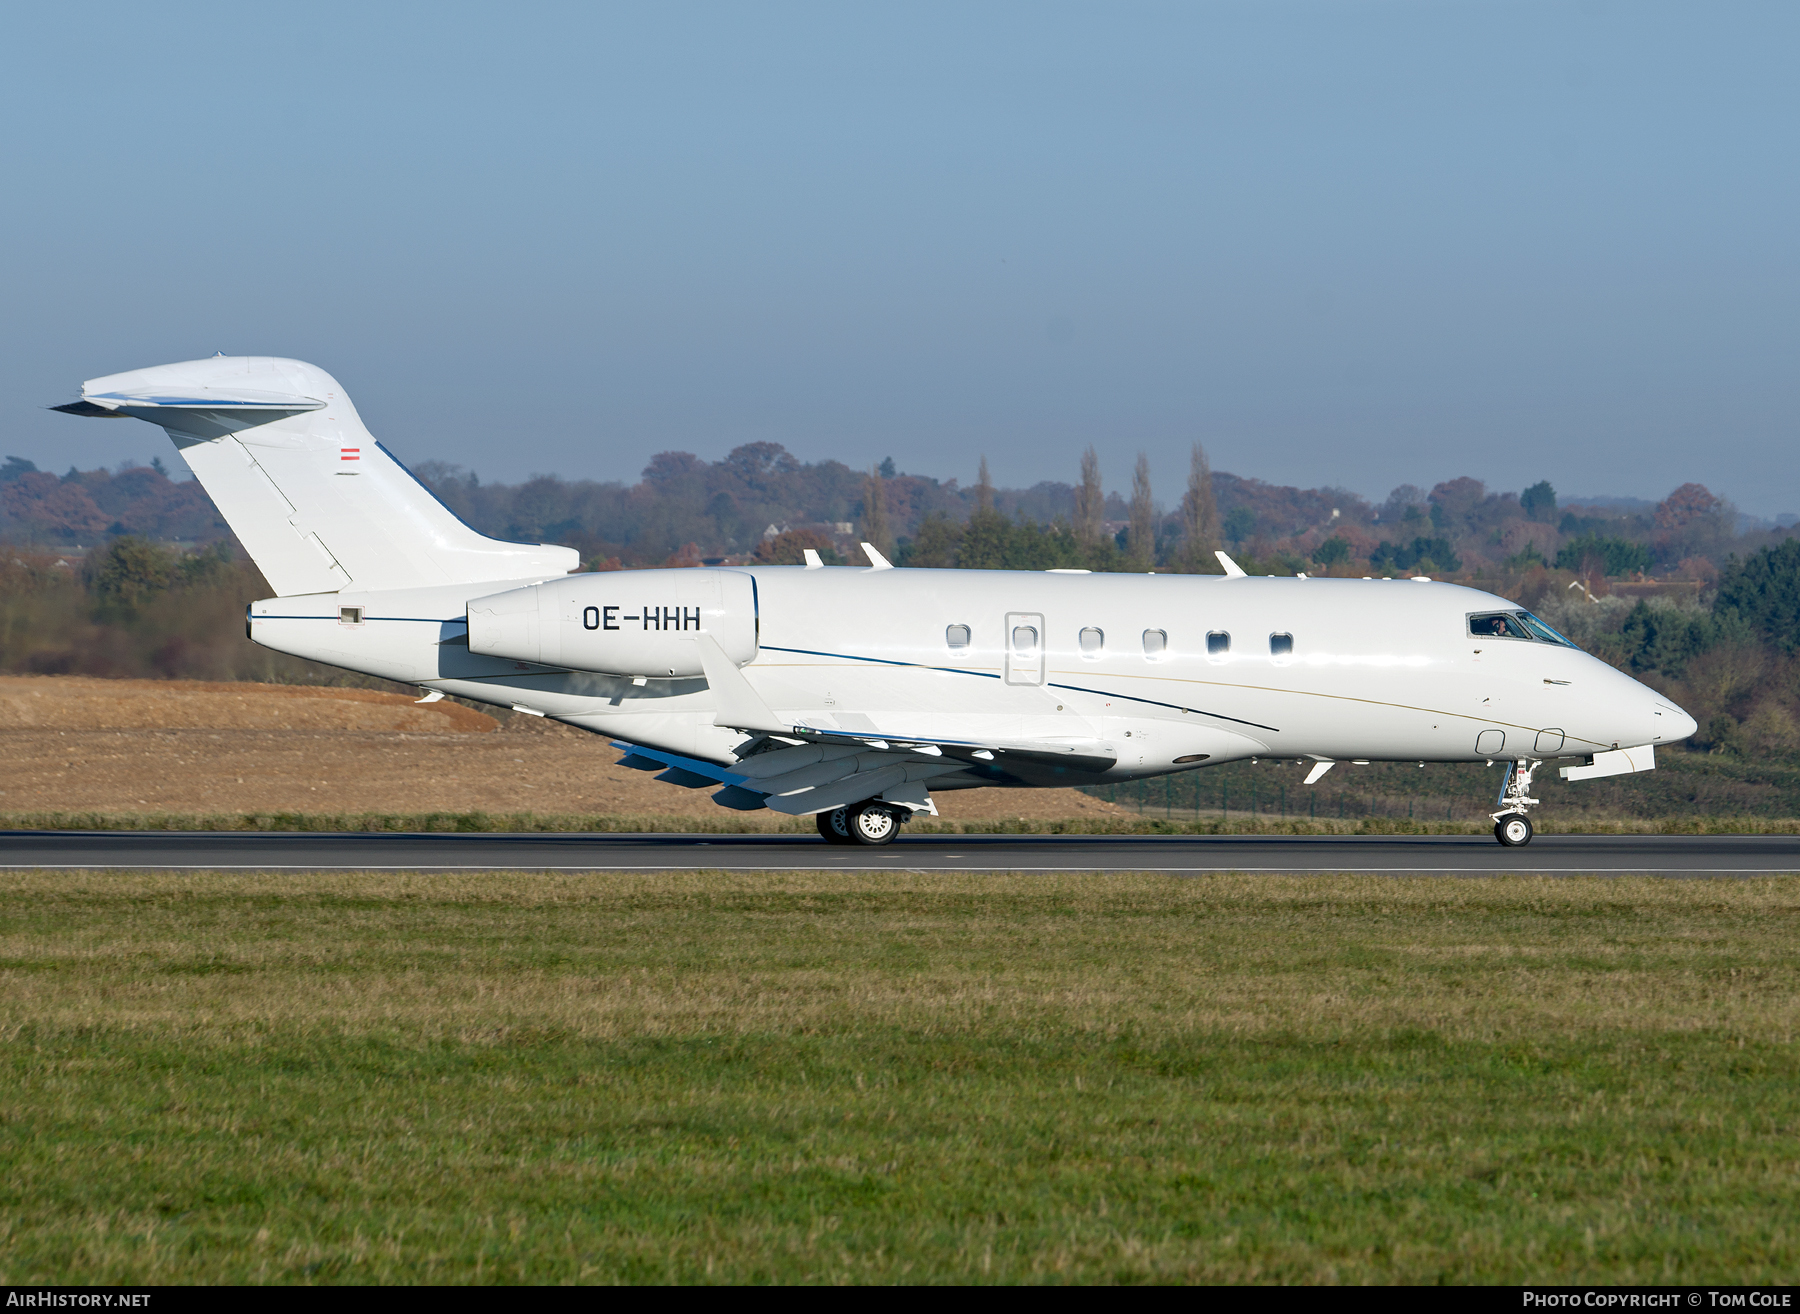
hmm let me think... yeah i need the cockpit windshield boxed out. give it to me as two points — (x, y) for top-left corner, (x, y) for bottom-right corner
(1468, 611), (1575, 647)
(1516, 612), (1574, 647)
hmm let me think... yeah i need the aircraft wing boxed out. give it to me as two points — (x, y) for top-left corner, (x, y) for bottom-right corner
(613, 731), (1115, 817)
(613, 739), (963, 815)
(633, 633), (1115, 814)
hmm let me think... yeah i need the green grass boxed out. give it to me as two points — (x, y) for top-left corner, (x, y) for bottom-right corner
(2, 870), (1798, 1283)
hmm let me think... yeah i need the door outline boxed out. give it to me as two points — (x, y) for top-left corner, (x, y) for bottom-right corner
(1004, 611), (1046, 686)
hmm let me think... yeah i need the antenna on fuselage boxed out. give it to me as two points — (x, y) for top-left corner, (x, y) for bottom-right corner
(1214, 551), (1247, 578)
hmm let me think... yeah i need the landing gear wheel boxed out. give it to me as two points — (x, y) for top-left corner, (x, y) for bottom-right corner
(1494, 815), (1534, 847)
(847, 802), (900, 847)
(816, 808), (853, 844)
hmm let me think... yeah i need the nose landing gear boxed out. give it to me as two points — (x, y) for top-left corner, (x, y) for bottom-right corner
(1494, 814), (1534, 847)
(1490, 759), (1541, 846)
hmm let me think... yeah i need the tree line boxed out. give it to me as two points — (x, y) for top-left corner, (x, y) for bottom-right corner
(5, 441), (1782, 589)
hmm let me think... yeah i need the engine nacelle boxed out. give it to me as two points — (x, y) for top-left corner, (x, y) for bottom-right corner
(466, 569), (758, 676)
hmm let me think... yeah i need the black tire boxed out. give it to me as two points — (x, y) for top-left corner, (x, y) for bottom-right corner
(816, 808), (853, 844)
(847, 802), (899, 847)
(1494, 815), (1534, 847)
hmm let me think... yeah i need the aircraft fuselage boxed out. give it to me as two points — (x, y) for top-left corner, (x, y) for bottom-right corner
(248, 565), (1690, 791)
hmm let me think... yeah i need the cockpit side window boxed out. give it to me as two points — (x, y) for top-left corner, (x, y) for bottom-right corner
(1467, 611), (1574, 646)
(1468, 612), (1531, 640)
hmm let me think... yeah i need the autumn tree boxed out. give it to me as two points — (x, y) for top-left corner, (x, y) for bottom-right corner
(1128, 453), (1155, 570)
(1073, 447), (1103, 545)
(1655, 482), (1722, 534)
(860, 466), (893, 559)
(1178, 442), (1220, 572)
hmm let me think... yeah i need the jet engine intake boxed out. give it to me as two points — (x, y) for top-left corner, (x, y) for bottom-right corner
(467, 568), (758, 676)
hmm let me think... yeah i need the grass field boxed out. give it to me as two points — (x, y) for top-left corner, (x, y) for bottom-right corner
(1, 870), (1797, 1284)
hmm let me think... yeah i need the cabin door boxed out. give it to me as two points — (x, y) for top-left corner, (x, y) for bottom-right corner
(1004, 612), (1046, 686)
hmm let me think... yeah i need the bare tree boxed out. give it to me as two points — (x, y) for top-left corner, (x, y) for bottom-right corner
(861, 465), (892, 558)
(976, 455), (995, 513)
(1074, 447), (1103, 544)
(1180, 441), (1221, 572)
(1128, 452), (1155, 569)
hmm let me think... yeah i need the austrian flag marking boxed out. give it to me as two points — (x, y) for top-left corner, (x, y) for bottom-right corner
(340, 447), (360, 462)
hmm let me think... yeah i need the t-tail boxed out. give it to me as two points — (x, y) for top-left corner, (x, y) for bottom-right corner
(54, 355), (577, 595)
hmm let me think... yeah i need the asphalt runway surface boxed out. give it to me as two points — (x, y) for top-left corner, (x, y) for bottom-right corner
(2, 830), (1798, 875)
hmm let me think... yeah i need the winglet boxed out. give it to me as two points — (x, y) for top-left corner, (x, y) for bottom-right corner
(861, 542), (894, 570)
(691, 634), (789, 733)
(1215, 550), (1247, 578)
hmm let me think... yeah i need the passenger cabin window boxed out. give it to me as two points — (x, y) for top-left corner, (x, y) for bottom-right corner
(1468, 612), (1573, 646)
(1206, 631), (1230, 656)
(946, 624), (971, 649)
(1011, 625), (1039, 653)
(1078, 626), (1104, 656)
(1142, 629), (1167, 657)
(1269, 632), (1294, 657)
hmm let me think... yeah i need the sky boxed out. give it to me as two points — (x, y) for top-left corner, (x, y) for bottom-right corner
(2, 1), (1795, 515)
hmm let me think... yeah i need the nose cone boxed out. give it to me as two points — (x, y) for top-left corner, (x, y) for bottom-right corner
(1657, 699), (1698, 743)
(1585, 659), (1696, 750)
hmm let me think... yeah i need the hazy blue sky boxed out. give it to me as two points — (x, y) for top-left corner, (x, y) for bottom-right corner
(4, 2), (1795, 513)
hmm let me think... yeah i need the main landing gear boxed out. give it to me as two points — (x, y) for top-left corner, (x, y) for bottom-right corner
(1491, 759), (1541, 847)
(816, 802), (906, 847)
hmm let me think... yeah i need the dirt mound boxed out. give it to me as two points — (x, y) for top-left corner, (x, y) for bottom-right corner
(0, 675), (1127, 825)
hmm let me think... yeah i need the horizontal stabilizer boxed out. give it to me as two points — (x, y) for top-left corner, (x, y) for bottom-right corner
(73, 388), (325, 413)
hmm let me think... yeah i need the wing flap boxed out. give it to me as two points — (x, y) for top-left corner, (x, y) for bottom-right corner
(760, 764), (914, 816)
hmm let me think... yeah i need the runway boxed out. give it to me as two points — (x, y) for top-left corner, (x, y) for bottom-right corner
(2, 830), (1798, 875)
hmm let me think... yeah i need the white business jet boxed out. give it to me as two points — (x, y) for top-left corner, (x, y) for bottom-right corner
(55, 356), (1696, 847)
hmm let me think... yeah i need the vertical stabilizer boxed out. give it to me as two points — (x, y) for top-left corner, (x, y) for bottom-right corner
(54, 356), (577, 596)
